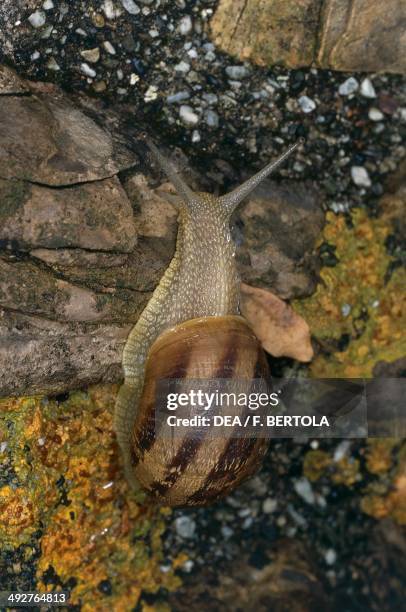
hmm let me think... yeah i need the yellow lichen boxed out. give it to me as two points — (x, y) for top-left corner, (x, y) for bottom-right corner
(293, 209), (406, 377)
(303, 450), (331, 482)
(0, 386), (182, 608)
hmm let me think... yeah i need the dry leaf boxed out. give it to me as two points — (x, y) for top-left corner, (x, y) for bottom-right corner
(240, 283), (314, 362)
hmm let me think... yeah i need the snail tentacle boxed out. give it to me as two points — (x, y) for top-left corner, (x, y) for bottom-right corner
(219, 138), (304, 212)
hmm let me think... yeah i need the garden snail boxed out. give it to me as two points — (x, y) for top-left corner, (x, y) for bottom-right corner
(114, 136), (303, 506)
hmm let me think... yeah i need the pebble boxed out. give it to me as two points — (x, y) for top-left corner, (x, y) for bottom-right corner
(341, 303), (351, 317)
(175, 515), (196, 539)
(351, 166), (372, 188)
(182, 559), (194, 572)
(178, 15), (193, 35)
(167, 91), (190, 104)
(28, 11), (46, 28)
(220, 525), (233, 539)
(298, 95), (316, 113)
(368, 107), (384, 121)
(294, 477), (315, 505)
(338, 77), (359, 96)
(43, 0), (54, 9)
(103, 41), (116, 55)
(204, 109), (219, 128)
(174, 61), (190, 74)
(333, 440), (351, 462)
(325, 549), (337, 565)
(360, 78), (376, 99)
(80, 48), (100, 63)
(121, 0), (140, 14)
(47, 58), (60, 71)
(202, 93), (218, 105)
(103, 0), (121, 19)
(226, 65), (248, 79)
(191, 130), (201, 143)
(80, 63), (97, 78)
(262, 498), (277, 514)
(144, 84), (158, 101)
(179, 105), (199, 126)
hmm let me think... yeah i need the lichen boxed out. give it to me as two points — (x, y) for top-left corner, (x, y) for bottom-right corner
(0, 386), (181, 608)
(293, 209), (406, 377)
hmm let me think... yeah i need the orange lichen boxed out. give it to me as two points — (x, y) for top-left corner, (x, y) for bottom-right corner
(365, 439), (397, 475)
(0, 386), (182, 608)
(361, 442), (406, 525)
(293, 209), (406, 377)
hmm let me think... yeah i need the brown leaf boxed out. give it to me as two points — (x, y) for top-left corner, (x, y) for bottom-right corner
(240, 283), (314, 362)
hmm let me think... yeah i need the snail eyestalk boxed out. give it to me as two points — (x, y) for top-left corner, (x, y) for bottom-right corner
(219, 138), (304, 212)
(144, 136), (201, 208)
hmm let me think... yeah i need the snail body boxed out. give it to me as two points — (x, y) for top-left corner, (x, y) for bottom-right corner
(114, 137), (302, 506)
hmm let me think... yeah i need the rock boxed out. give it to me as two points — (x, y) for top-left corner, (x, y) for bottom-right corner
(178, 15), (193, 35)
(368, 108), (384, 121)
(80, 62), (97, 78)
(211, 0), (321, 69)
(80, 48), (100, 63)
(298, 96), (316, 113)
(0, 65), (28, 95)
(360, 78), (377, 99)
(338, 77), (359, 96)
(211, 0), (406, 73)
(121, 0), (140, 15)
(0, 309), (132, 397)
(28, 10), (46, 28)
(235, 180), (325, 299)
(351, 166), (372, 188)
(318, 0), (406, 73)
(175, 516), (196, 539)
(0, 176), (137, 252)
(168, 540), (328, 611)
(294, 477), (315, 504)
(225, 65), (249, 79)
(204, 110), (219, 128)
(325, 549), (337, 565)
(179, 105), (199, 126)
(0, 94), (135, 185)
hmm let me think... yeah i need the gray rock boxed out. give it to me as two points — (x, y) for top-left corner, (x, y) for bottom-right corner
(225, 65), (248, 79)
(0, 176), (137, 252)
(121, 0), (140, 14)
(0, 94), (135, 185)
(28, 11), (46, 28)
(204, 109), (219, 128)
(298, 95), (316, 113)
(179, 105), (199, 126)
(360, 78), (376, 99)
(178, 15), (192, 35)
(236, 180), (325, 299)
(338, 77), (359, 96)
(351, 166), (371, 187)
(294, 477), (315, 504)
(175, 516), (196, 539)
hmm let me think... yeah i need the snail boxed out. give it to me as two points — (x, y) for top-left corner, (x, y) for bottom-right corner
(114, 135), (303, 506)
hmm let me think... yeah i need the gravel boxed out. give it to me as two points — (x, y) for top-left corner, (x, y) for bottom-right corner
(0, 0), (404, 218)
(338, 77), (359, 96)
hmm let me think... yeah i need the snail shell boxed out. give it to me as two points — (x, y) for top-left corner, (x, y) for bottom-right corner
(131, 315), (270, 507)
